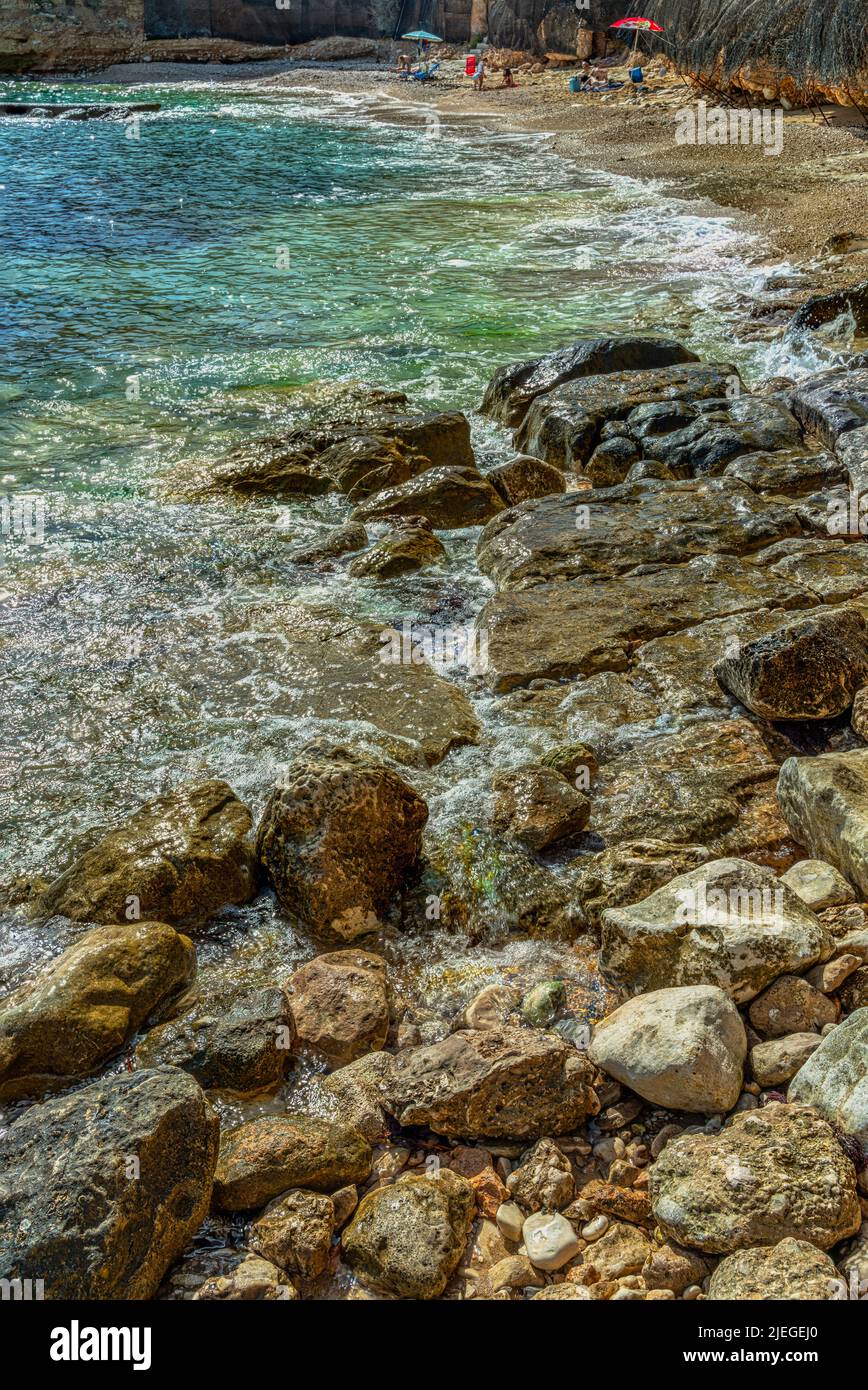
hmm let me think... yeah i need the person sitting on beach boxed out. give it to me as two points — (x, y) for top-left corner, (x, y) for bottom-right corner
(501, 67), (516, 88)
(397, 53), (412, 75)
(578, 61), (592, 89)
(474, 56), (486, 91)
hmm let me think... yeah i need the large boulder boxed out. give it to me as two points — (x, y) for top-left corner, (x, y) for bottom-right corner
(351, 465), (504, 529)
(348, 523), (446, 579)
(777, 750), (868, 897)
(600, 859), (831, 1003)
(383, 1027), (600, 1138)
(480, 336), (699, 428)
(514, 364), (739, 468)
(36, 779), (257, 928)
(648, 1104), (861, 1254)
(286, 949), (389, 1066)
(0, 921), (195, 1099)
(342, 1168), (475, 1299)
(478, 553), (807, 693)
(248, 1189), (335, 1279)
(788, 1008), (868, 1148)
(256, 748), (428, 941)
(708, 1239), (840, 1300)
(213, 1113), (372, 1211)
(135, 984), (292, 1094)
(491, 764), (589, 850)
(476, 478), (800, 589)
(713, 608), (868, 720)
(0, 1067), (218, 1299)
(786, 365), (868, 449)
(588, 985), (746, 1113)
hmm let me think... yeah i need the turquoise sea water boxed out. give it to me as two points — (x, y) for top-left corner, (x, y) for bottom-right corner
(0, 78), (787, 961)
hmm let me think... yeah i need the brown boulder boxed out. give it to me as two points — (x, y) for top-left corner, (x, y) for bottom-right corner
(286, 949), (389, 1066)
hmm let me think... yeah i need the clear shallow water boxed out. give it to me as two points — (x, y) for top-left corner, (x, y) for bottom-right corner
(0, 78), (793, 1040)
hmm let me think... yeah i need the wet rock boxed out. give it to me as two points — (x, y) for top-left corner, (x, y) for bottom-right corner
(570, 841), (710, 930)
(591, 720), (792, 860)
(540, 741), (598, 786)
(506, 1139), (574, 1212)
(0, 921), (195, 1099)
(588, 985), (746, 1113)
(751, 1033), (823, 1087)
(514, 363), (737, 468)
(713, 608), (868, 720)
(479, 553), (806, 693)
(286, 949), (389, 1066)
(37, 779), (257, 929)
(838, 424), (868, 493)
(290, 523), (368, 565)
(520, 980), (564, 1028)
(523, 1211), (581, 1270)
(383, 1027), (600, 1139)
(786, 365), (868, 449)
(319, 1050), (391, 1142)
(601, 858), (831, 1003)
(240, 605), (478, 767)
(724, 448), (845, 496)
(248, 1189), (335, 1279)
(708, 1239), (839, 1300)
(644, 400), (803, 478)
(348, 523), (446, 579)
(135, 983), (291, 1094)
(192, 1255), (297, 1301)
(788, 1008), (868, 1147)
(789, 283), (868, 338)
(648, 1104), (861, 1253)
(582, 1221), (651, 1281)
(782, 858), (857, 911)
(755, 537), (868, 605)
(0, 1067), (218, 1299)
(748, 975), (838, 1038)
(342, 1169), (475, 1299)
(488, 455), (566, 507)
(584, 435), (640, 486)
(492, 764), (589, 850)
(351, 465), (504, 529)
(641, 1241), (709, 1295)
(777, 749), (868, 896)
(459, 984), (520, 1031)
(256, 748), (428, 941)
(213, 1114), (372, 1210)
(477, 477), (798, 589)
(197, 441), (333, 498)
(480, 336), (699, 428)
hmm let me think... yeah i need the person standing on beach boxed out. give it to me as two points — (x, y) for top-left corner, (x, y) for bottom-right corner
(475, 55), (486, 91)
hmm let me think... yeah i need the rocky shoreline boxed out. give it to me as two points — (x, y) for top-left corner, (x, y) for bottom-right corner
(2, 275), (868, 1301)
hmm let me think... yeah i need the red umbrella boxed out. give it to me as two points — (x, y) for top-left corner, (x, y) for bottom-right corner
(609, 16), (665, 64)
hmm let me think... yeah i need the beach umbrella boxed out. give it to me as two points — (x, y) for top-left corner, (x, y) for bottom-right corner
(401, 30), (444, 42)
(609, 16), (665, 63)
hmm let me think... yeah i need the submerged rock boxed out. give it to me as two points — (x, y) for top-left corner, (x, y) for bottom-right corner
(0, 921), (195, 1099)
(290, 523), (367, 565)
(286, 949), (389, 1066)
(256, 747), (428, 941)
(491, 764), (589, 850)
(213, 1114), (372, 1211)
(36, 779), (257, 929)
(348, 522), (446, 578)
(135, 984), (292, 1094)
(342, 1168), (475, 1299)
(777, 750), (868, 897)
(649, 1104), (861, 1254)
(712, 607), (868, 720)
(601, 858), (831, 1002)
(0, 1067), (218, 1299)
(384, 1026), (600, 1138)
(588, 985), (746, 1113)
(786, 365), (868, 449)
(708, 1239), (840, 1300)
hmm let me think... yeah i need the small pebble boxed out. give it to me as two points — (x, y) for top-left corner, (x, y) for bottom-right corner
(495, 1201), (525, 1243)
(582, 1214), (609, 1241)
(683, 1284), (702, 1300)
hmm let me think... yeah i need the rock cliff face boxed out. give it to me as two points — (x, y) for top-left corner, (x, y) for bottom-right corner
(0, 0), (623, 71)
